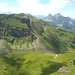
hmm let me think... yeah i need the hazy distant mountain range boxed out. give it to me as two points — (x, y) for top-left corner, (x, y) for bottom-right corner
(43, 13), (75, 31)
(34, 15), (46, 19)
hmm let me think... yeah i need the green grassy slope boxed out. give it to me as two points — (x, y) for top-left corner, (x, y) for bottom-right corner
(0, 13), (75, 53)
(0, 49), (75, 75)
(0, 13), (67, 53)
(0, 13), (75, 75)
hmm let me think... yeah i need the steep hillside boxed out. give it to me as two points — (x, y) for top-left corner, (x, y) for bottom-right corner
(0, 13), (70, 54)
(0, 13), (75, 54)
(0, 13), (75, 75)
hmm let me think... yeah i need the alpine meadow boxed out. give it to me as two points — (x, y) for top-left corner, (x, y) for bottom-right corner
(0, 0), (75, 75)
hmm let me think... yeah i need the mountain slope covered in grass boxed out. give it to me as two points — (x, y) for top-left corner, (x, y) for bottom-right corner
(0, 13), (75, 75)
(0, 13), (69, 53)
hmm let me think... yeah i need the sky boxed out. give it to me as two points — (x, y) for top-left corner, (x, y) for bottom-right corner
(0, 0), (75, 18)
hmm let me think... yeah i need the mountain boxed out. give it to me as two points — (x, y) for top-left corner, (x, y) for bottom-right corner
(34, 15), (46, 19)
(0, 14), (56, 53)
(44, 13), (75, 31)
(0, 13), (69, 54)
(0, 13), (75, 53)
(0, 13), (75, 75)
(45, 14), (56, 21)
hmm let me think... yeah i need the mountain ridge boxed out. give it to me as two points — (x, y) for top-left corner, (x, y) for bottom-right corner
(44, 13), (75, 31)
(0, 13), (69, 54)
(0, 13), (75, 54)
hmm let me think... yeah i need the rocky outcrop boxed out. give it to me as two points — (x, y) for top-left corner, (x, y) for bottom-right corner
(58, 66), (71, 75)
(70, 58), (75, 65)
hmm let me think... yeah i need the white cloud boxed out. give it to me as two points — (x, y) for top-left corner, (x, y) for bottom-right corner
(0, 0), (70, 15)
(0, 3), (9, 13)
(15, 0), (70, 15)
(49, 0), (70, 10)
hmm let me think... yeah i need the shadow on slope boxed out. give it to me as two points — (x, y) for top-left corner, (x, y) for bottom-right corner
(41, 61), (66, 75)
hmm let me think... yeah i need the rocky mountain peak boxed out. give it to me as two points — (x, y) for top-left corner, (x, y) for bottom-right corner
(45, 13), (55, 21)
(44, 13), (75, 31)
(46, 13), (53, 19)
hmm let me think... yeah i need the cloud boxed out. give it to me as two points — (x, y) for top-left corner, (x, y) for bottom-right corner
(0, 3), (9, 13)
(0, 0), (70, 15)
(49, 0), (70, 10)
(15, 0), (70, 15)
